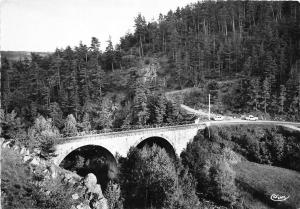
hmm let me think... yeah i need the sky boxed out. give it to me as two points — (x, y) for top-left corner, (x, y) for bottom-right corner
(0, 0), (200, 52)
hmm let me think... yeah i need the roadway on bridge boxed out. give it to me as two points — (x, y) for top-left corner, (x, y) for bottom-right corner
(62, 119), (300, 141)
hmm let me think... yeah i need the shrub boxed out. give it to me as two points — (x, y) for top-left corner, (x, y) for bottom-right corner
(183, 90), (206, 109)
(119, 145), (199, 209)
(181, 132), (239, 207)
(104, 181), (124, 209)
(207, 80), (219, 90)
(27, 116), (60, 158)
(120, 145), (178, 208)
(144, 58), (150, 65)
(1, 110), (27, 144)
(62, 114), (78, 137)
(210, 161), (238, 204)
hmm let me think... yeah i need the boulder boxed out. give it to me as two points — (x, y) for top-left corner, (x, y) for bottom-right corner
(64, 172), (73, 181)
(25, 149), (30, 156)
(23, 155), (31, 162)
(42, 169), (49, 174)
(2, 141), (10, 148)
(72, 193), (79, 200)
(76, 203), (91, 209)
(0, 138), (4, 145)
(84, 173), (97, 191)
(91, 198), (108, 209)
(30, 157), (40, 166)
(19, 147), (26, 154)
(33, 148), (41, 155)
(93, 184), (103, 199)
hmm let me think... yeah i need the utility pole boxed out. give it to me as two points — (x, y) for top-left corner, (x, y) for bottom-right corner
(208, 94), (211, 120)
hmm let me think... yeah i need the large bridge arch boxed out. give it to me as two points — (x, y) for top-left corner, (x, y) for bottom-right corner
(135, 135), (176, 160)
(53, 142), (118, 166)
(59, 144), (118, 188)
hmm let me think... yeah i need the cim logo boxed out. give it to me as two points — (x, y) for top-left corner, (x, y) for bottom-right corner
(270, 194), (290, 202)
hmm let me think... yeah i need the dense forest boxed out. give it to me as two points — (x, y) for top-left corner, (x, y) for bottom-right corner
(1, 1), (300, 137)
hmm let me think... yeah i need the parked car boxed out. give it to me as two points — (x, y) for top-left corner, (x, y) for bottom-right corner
(213, 115), (224, 121)
(245, 115), (258, 121)
(194, 118), (200, 124)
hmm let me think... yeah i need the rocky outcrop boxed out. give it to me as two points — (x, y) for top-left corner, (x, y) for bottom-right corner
(1, 138), (109, 209)
(80, 173), (107, 209)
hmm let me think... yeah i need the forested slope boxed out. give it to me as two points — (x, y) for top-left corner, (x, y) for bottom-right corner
(1, 1), (300, 137)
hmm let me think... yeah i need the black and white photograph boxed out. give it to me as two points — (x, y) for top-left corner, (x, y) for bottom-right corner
(0, 0), (300, 208)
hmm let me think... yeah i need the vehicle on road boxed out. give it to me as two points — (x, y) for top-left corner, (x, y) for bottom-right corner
(194, 118), (200, 124)
(213, 115), (224, 121)
(245, 115), (258, 121)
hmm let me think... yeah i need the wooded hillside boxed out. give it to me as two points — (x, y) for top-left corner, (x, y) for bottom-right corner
(1, 1), (300, 133)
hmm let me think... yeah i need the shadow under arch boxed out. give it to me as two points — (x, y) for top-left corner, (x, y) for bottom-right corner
(136, 136), (176, 160)
(59, 145), (118, 190)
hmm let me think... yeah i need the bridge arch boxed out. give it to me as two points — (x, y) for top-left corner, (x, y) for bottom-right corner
(59, 145), (118, 188)
(135, 135), (176, 160)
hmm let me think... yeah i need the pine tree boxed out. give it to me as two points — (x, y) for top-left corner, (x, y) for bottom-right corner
(134, 14), (147, 57)
(63, 114), (78, 137)
(133, 79), (150, 126)
(279, 84), (287, 113)
(155, 94), (167, 124)
(262, 77), (271, 114)
(48, 102), (64, 129)
(165, 100), (180, 124)
(248, 78), (261, 111)
(264, 52), (277, 88)
(105, 36), (116, 71)
(1, 58), (11, 112)
(79, 113), (91, 132)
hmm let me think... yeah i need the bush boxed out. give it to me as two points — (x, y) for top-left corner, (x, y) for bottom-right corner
(27, 116), (60, 158)
(120, 145), (178, 208)
(183, 90), (207, 110)
(62, 114), (78, 137)
(210, 161), (238, 204)
(181, 131), (239, 207)
(207, 80), (219, 90)
(119, 145), (199, 209)
(1, 110), (27, 144)
(104, 181), (124, 209)
(144, 58), (150, 65)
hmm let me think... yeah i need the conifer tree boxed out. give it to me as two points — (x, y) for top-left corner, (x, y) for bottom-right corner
(134, 14), (147, 57)
(155, 94), (167, 124)
(133, 79), (150, 126)
(279, 84), (287, 113)
(63, 114), (78, 137)
(262, 77), (271, 114)
(248, 78), (261, 111)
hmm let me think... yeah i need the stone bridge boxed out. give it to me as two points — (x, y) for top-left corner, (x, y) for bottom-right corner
(52, 120), (300, 166)
(52, 123), (206, 166)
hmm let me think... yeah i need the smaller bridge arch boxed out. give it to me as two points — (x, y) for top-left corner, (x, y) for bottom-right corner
(135, 136), (176, 160)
